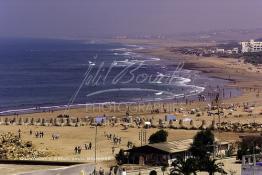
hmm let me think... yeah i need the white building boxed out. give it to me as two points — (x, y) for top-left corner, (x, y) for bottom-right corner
(242, 154), (262, 175)
(241, 39), (262, 53)
(226, 50), (233, 54)
(216, 48), (225, 53)
(232, 48), (239, 54)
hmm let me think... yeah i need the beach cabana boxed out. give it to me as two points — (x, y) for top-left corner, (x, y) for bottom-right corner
(165, 114), (177, 122)
(95, 116), (106, 124)
(182, 118), (192, 122)
(144, 121), (151, 127)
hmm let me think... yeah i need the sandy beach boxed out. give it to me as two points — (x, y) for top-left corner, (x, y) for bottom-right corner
(1, 39), (262, 175)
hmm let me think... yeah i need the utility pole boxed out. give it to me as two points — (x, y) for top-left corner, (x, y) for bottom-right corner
(139, 129), (147, 146)
(95, 125), (98, 164)
(215, 93), (221, 131)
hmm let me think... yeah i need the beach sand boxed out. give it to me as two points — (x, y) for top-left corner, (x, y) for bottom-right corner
(1, 39), (262, 174)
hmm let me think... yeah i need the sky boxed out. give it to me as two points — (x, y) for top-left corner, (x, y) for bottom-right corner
(1, 0), (262, 39)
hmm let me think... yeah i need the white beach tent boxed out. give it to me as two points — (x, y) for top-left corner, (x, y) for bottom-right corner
(182, 118), (192, 122)
(144, 121), (151, 126)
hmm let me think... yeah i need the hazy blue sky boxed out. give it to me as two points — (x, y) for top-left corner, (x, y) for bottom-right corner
(1, 0), (262, 38)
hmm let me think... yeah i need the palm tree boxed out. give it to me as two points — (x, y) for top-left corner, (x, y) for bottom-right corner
(170, 157), (197, 175)
(203, 158), (227, 175)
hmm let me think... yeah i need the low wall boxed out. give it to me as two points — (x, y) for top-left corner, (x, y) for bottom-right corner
(0, 159), (86, 166)
(17, 164), (95, 175)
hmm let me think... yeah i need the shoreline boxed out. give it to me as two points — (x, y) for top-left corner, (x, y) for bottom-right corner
(0, 39), (249, 117)
(0, 40), (241, 117)
(2, 38), (262, 118)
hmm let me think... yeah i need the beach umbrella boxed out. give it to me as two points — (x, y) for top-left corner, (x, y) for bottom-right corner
(18, 118), (24, 125)
(36, 118), (41, 125)
(25, 118), (29, 124)
(210, 120), (217, 130)
(49, 118), (54, 126)
(183, 118), (192, 122)
(0, 117), (3, 125)
(54, 118), (61, 126)
(199, 120), (207, 130)
(41, 118), (48, 126)
(179, 119), (186, 129)
(165, 114), (177, 122)
(12, 117), (17, 125)
(190, 120), (197, 130)
(65, 118), (71, 126)
(30, 118), (35, 125)
(116, 117), (121, 124)
(169, 120), (174, 128)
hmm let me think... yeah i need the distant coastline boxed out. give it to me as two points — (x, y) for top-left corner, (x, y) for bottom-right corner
(0, 38), (243, 116)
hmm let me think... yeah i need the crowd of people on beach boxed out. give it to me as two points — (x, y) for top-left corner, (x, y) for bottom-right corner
(28, 129), (60, 140)
(34, 131), (45, 138)
(74, 146), (82, 154)
(74, 142), (92, 154)
(105, 132), (122, 145)
(104, 132), (124, 155)
(84, 142), (92, 150)
(52, 133), (60, 140)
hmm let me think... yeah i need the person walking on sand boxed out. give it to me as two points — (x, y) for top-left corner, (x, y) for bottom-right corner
(121, 168), (126, 175)
(78, 146), (82, 154)
(74, 146), (78, 154)
(112, 147), (115, 154)
(99, 167), (104, 175)
(18, 129), (21, 138)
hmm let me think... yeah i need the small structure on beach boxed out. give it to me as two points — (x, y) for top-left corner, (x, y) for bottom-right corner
(125, 138), (231, 166)
(165, 114), (177, 122)
(210, 120), (218, 130)
(54, 118), (60, 126)
(18, 118), (24, 125)
(190, 120), (197, 130)
(199, 120), (207, 130)
(144, 121), (151, 128)
(179, 119), (186, 129)
(95, 116), (107, 125)
(122, 116), (133, 123)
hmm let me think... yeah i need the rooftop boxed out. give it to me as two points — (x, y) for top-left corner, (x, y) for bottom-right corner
(149, 139), (192, 153)
(128, 138), (230, 154)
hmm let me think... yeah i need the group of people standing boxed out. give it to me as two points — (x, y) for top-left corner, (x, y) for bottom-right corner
(84, 142), (92, 150)
(105, 132), (122, 145)
(34, 131), (44, 138)
(74, 142), (92, 154)
(74, 146), (82, 154)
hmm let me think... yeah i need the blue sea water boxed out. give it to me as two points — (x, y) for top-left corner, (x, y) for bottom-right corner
(0, 38), (236, 113)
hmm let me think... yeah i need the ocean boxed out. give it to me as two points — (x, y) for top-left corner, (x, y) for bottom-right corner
(0, 38), (237, 114)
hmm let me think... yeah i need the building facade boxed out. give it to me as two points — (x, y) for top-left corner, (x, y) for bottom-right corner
(242, 154), (262, 175)
(241, 40), (262, 53)
(125, 139), (230, 166)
